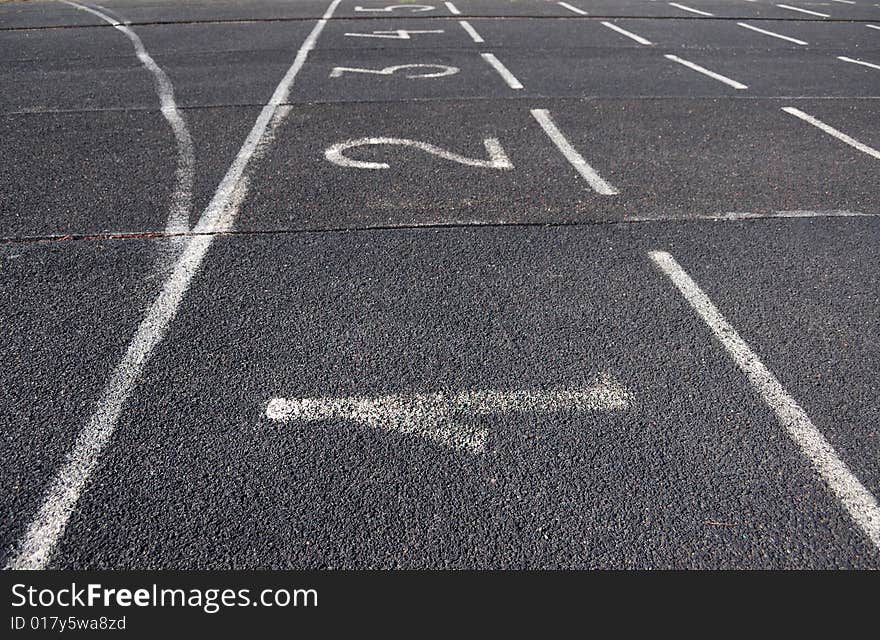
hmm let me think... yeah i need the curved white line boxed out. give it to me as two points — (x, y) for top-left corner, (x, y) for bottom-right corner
(60, 0), (194, 234)
(324, 137), (513, 170)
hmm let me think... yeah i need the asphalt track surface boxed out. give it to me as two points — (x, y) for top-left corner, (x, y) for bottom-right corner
(1, 0), (879, 569)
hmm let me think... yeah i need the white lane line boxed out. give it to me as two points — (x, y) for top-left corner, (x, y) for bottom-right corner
(557, 2), (589, 15)
(267, 377), (631, 454)
(868, 24), (880, 30)
(668, 2), (714, 16)
(480, 52), (523, 89)
(776, 4), (830, 17)
(530, 108), (618, 195)
(782, 107), (880, 160)
(60, 1), (193, 234)
(664, 54), (748, 89)
(444, 1), (461, 15)
(5, 0), (343, 572)
(737, 22), (808, 45)
(458, 19), (484, 43)
(650, 251), (880, 553)
(838, 55), (880, 70)
(600, 21), (654, 45)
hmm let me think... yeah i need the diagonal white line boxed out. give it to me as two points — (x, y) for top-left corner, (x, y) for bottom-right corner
(782, 107), (880, 160)
(669, 2), (714, 16)
(837, 55), (880, 71)
(776, 4), (830, 17)
(481, 52), (523, 89)
(737, 22), (808, 45)
(600, 21), (654, 45)
(5, 0), (343, 572)
(650, 250), (880, 552)
(665, 54), (749, 89)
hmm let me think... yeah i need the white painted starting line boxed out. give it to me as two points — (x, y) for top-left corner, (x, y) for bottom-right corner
(782, 107), (880, 160)
(737, 22), (808, 46)
(600, 21), (654, 46)
(458, 20), (484, 43)
(650, 251), (880, 552)
(266, 376), (632, 454)
(557, 2), (589, 15)
(665, 54), (749, 90)
(776, 4), (830, 17)
(4, 0), (344, 572)
(668, 2), (714, 16)
(837, 55), (880, 71)
(60, 0), (194, 235)
(530, 108), (619, 195)
(481, 53), (523, 89)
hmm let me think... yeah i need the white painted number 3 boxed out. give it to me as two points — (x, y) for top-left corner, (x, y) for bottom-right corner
(354, 4), (436, 11)
(325, 138), (514, 170)
(330, 64), (459, 79)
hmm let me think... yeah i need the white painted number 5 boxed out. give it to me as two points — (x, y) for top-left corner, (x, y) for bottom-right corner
(354, 4), (435, 11)
(330, 63), (459, 78)
(325, 138), (514, 170)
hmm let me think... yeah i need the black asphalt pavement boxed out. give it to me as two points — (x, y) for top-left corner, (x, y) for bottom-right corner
(1, 0), (879, 569)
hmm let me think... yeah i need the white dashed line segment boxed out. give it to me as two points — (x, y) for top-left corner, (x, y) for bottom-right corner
(650, 250), (880, 553)
(600, 21), (654, 46)
(458, 20), (484, 43)
(4, 0), (344, 572)
(782, 107), (880, 160)
(480, 53), (524, 89)
(530, 108), (619, 195)
(665, 54), (748, 89)
(737, 22), (808, 45)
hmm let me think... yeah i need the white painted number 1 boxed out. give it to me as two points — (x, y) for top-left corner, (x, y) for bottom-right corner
(330, 63), (459, 78)
(354, 4), (436, 11)
(325, 138), (514, 170)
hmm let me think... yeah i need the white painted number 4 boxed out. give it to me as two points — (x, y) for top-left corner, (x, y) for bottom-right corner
(325, 138), (514, 170)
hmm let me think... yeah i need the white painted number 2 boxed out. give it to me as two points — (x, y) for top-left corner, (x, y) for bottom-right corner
(344, 29), (445, 39)
(354, 4), (436, 12)
(325, 138), (514, 170)
(330, 63), (459, 79)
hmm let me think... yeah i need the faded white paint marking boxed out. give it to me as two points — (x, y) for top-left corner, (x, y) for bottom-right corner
(266, 376), (631, 454)
(665, 54), (749, 89)
(650, 250), (880, 552)
(324, 137), (513, 170)
(837, 55), (880, 70)
(668, 2), (714, 16)
(61, 1), (193, 234)
(782, 107), (880, 160)
(444, 1), (461, 15)
(530, 108), (618, 195)
(557, 1), (588, 15)
(5, 0), (343, 572)
(600, 21), (654, 46)
(345, 29), (444, 39)
(354, 4), (435, 11)
(480, 53), (523, 89)
(330, 63), (459, 78)
(776, 3), (830, 17)
(458, 20), (484, 43)
(737, 22), (808, 45)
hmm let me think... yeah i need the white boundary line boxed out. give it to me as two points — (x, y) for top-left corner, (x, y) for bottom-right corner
(444, 1), (461, 15)
(458, 20), (484, 43)
(530, 108), (618, 195)
(837, 55), (880, 71)
(668, 2), (714, 16)
(557, 2), (588, 15)
(4, 0), (343, 572)
(600, 21), (654, 46)
(782, 107), (880, 160)
(649, 251), (880, 552)
(776, 4), (830, 17)
(480, 53), (523, 89)
(737, 22), (808, 45)
(665, 54), (748, 89)
(60, 0), (194, 234)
